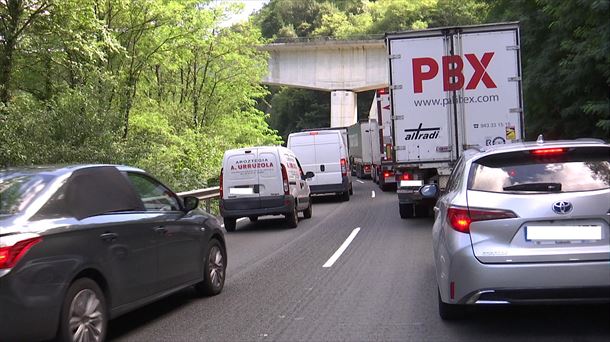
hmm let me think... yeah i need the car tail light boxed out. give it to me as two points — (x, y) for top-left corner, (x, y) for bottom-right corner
(281, 164), (290, 194)
(401, 173), (411, 181)
(378, 88), (389, 95)
(364, 165), (371, 172)
(531, 148), (566, 155)
(447, 207), (517, 233)
(340, 158), (347, 177)
(0, 235), (42, 270)
(219, 168), (224, 198)
(383, 171), (393, 178)
(309, 131), (319, 135)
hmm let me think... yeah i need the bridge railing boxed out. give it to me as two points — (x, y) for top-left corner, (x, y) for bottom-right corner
(177, 186), (220, 213)
(271, 34), (385, 44)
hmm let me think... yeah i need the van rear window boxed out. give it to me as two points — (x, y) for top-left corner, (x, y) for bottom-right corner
(288, 135), (315, 146)
(468, 146), (610, 193)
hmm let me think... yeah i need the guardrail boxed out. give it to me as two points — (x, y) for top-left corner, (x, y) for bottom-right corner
(177, 186), (220, 213)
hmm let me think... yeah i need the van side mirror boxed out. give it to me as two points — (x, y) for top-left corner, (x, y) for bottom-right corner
(303, 171), (315, 180)
(183, 196), (199, 212)
(419, 184), (438, 198)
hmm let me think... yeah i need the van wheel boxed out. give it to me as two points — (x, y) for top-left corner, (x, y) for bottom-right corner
(399, 203), (414, 219)
(349, 184), (353, 195)
(285, 204), (298, 228)
(58, 278), (107, 342)
(303, 201), (313, 219)
(340, 191), (350, 202)
(224, 218), (236, 232)
(249, 216), (258, 223)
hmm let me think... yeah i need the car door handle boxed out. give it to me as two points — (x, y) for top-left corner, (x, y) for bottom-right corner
(100, 232), (118, 242)
(154, 226), (167, 235)
(433, 206), (440, 213)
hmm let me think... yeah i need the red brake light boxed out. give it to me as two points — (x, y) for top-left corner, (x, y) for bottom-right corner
(340, 158), (347, 176)
(401, 173), (411, 181)
(447, 207), (517, 234)
(378, 88), (389, 95)
(219, 168), (224, 198)
(0, 236), (42, 269)
(309, 131), (319, 135)
(447, 207), (471, 233)
(383, 171), (390, 178)
(281, 164), (290, 194)
(531, 148), (566, 155)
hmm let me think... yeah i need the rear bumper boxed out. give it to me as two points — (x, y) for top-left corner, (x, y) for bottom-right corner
(0, 271), (63, 341)
(439, 245), (610, 305)
(220, 195), (295, 218)
(309, 176), (350, 195)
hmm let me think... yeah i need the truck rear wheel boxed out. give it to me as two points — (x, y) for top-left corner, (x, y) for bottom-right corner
(399, 203), (414, 219)
(415, 204), (429, 218)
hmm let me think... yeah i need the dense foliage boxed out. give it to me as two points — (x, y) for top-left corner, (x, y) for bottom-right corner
(256, 0), (609, 140)
(2, 0), (608, 193)
(0, 0), (282, 191)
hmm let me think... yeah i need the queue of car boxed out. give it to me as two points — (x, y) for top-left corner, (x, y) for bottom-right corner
(1, 134), (608, 341)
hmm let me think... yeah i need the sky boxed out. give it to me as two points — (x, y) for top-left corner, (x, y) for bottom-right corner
(217, 0), (270, 27)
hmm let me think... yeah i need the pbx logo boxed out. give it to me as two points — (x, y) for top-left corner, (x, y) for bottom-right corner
(412, 52), (497, 93)
(404, 123), (440, 140)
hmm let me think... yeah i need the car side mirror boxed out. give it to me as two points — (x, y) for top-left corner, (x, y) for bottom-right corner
(183, 196), (199, 212)
(302, 171), (315, 180)
(419, 184), (439, 198)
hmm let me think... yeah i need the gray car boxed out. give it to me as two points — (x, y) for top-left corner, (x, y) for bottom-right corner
(422, 137), (610, 319)
(0, 165), (227, 341)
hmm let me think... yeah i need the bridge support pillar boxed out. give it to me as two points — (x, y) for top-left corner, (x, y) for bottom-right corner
(330, 90), (357, 128)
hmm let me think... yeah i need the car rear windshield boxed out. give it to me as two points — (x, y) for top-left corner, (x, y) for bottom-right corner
(468, 146), (610, 193)
(0, 173), (54, 217)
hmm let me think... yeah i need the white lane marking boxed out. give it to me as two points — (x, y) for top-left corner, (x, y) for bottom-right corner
(323, 227), (361, 268)
(371, 190), (376, 198)
(356, 180), (365, 184)
(221, 217), (248, 227)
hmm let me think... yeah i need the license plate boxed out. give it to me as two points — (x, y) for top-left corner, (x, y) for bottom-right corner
(525, 225), (602, 241)
(230, 187), (254, 195)
(400, 180), (423, 188)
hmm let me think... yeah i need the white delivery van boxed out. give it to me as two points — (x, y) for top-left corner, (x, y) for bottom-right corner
(220, 146), (314, 231)
(287, 129), (353, 201)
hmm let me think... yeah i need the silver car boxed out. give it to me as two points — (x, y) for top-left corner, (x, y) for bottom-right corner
(422, 137), (610, 320)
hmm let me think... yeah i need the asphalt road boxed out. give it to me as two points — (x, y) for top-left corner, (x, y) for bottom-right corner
(108, 180), (610, 342)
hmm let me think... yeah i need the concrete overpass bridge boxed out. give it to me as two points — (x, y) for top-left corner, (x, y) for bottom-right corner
(260, 37), (389, 127)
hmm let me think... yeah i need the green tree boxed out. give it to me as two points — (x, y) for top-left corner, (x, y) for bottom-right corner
(487, 0), (609, 139)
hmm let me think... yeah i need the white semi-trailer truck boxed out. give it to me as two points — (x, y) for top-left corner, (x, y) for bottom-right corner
(369, 88), (397, 191)
(347, 121), (373, 179)
(386, 22), (524, 218)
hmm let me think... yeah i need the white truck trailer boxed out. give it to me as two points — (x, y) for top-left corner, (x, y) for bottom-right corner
(386, 22), (524, 218)
(347, 121), (373, 179)
(369, 88), (397, 191)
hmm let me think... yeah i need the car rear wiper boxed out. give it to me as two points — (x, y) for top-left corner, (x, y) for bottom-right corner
(503, 182), (562, 192)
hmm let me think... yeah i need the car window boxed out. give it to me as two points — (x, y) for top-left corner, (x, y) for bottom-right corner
(468, 147), (610, 193)
(0, 173), (53, 217)
(127, 173), (180, 211)
(445, 156), (465, 193)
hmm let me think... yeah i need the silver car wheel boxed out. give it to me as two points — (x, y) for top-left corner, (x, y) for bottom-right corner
(69, 289), (104, 342)
(209, 245), (225, 289)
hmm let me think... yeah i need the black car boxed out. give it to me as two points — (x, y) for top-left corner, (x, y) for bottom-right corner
(0, 165), (227, 341)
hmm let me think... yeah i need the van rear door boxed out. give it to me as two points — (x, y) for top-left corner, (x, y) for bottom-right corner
(256, 148), (283, 198)
(223, 149), (261, 209)
(313, 132), (343, 185)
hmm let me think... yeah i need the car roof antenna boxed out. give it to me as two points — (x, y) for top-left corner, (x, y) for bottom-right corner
(536, 134), (544, 144)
